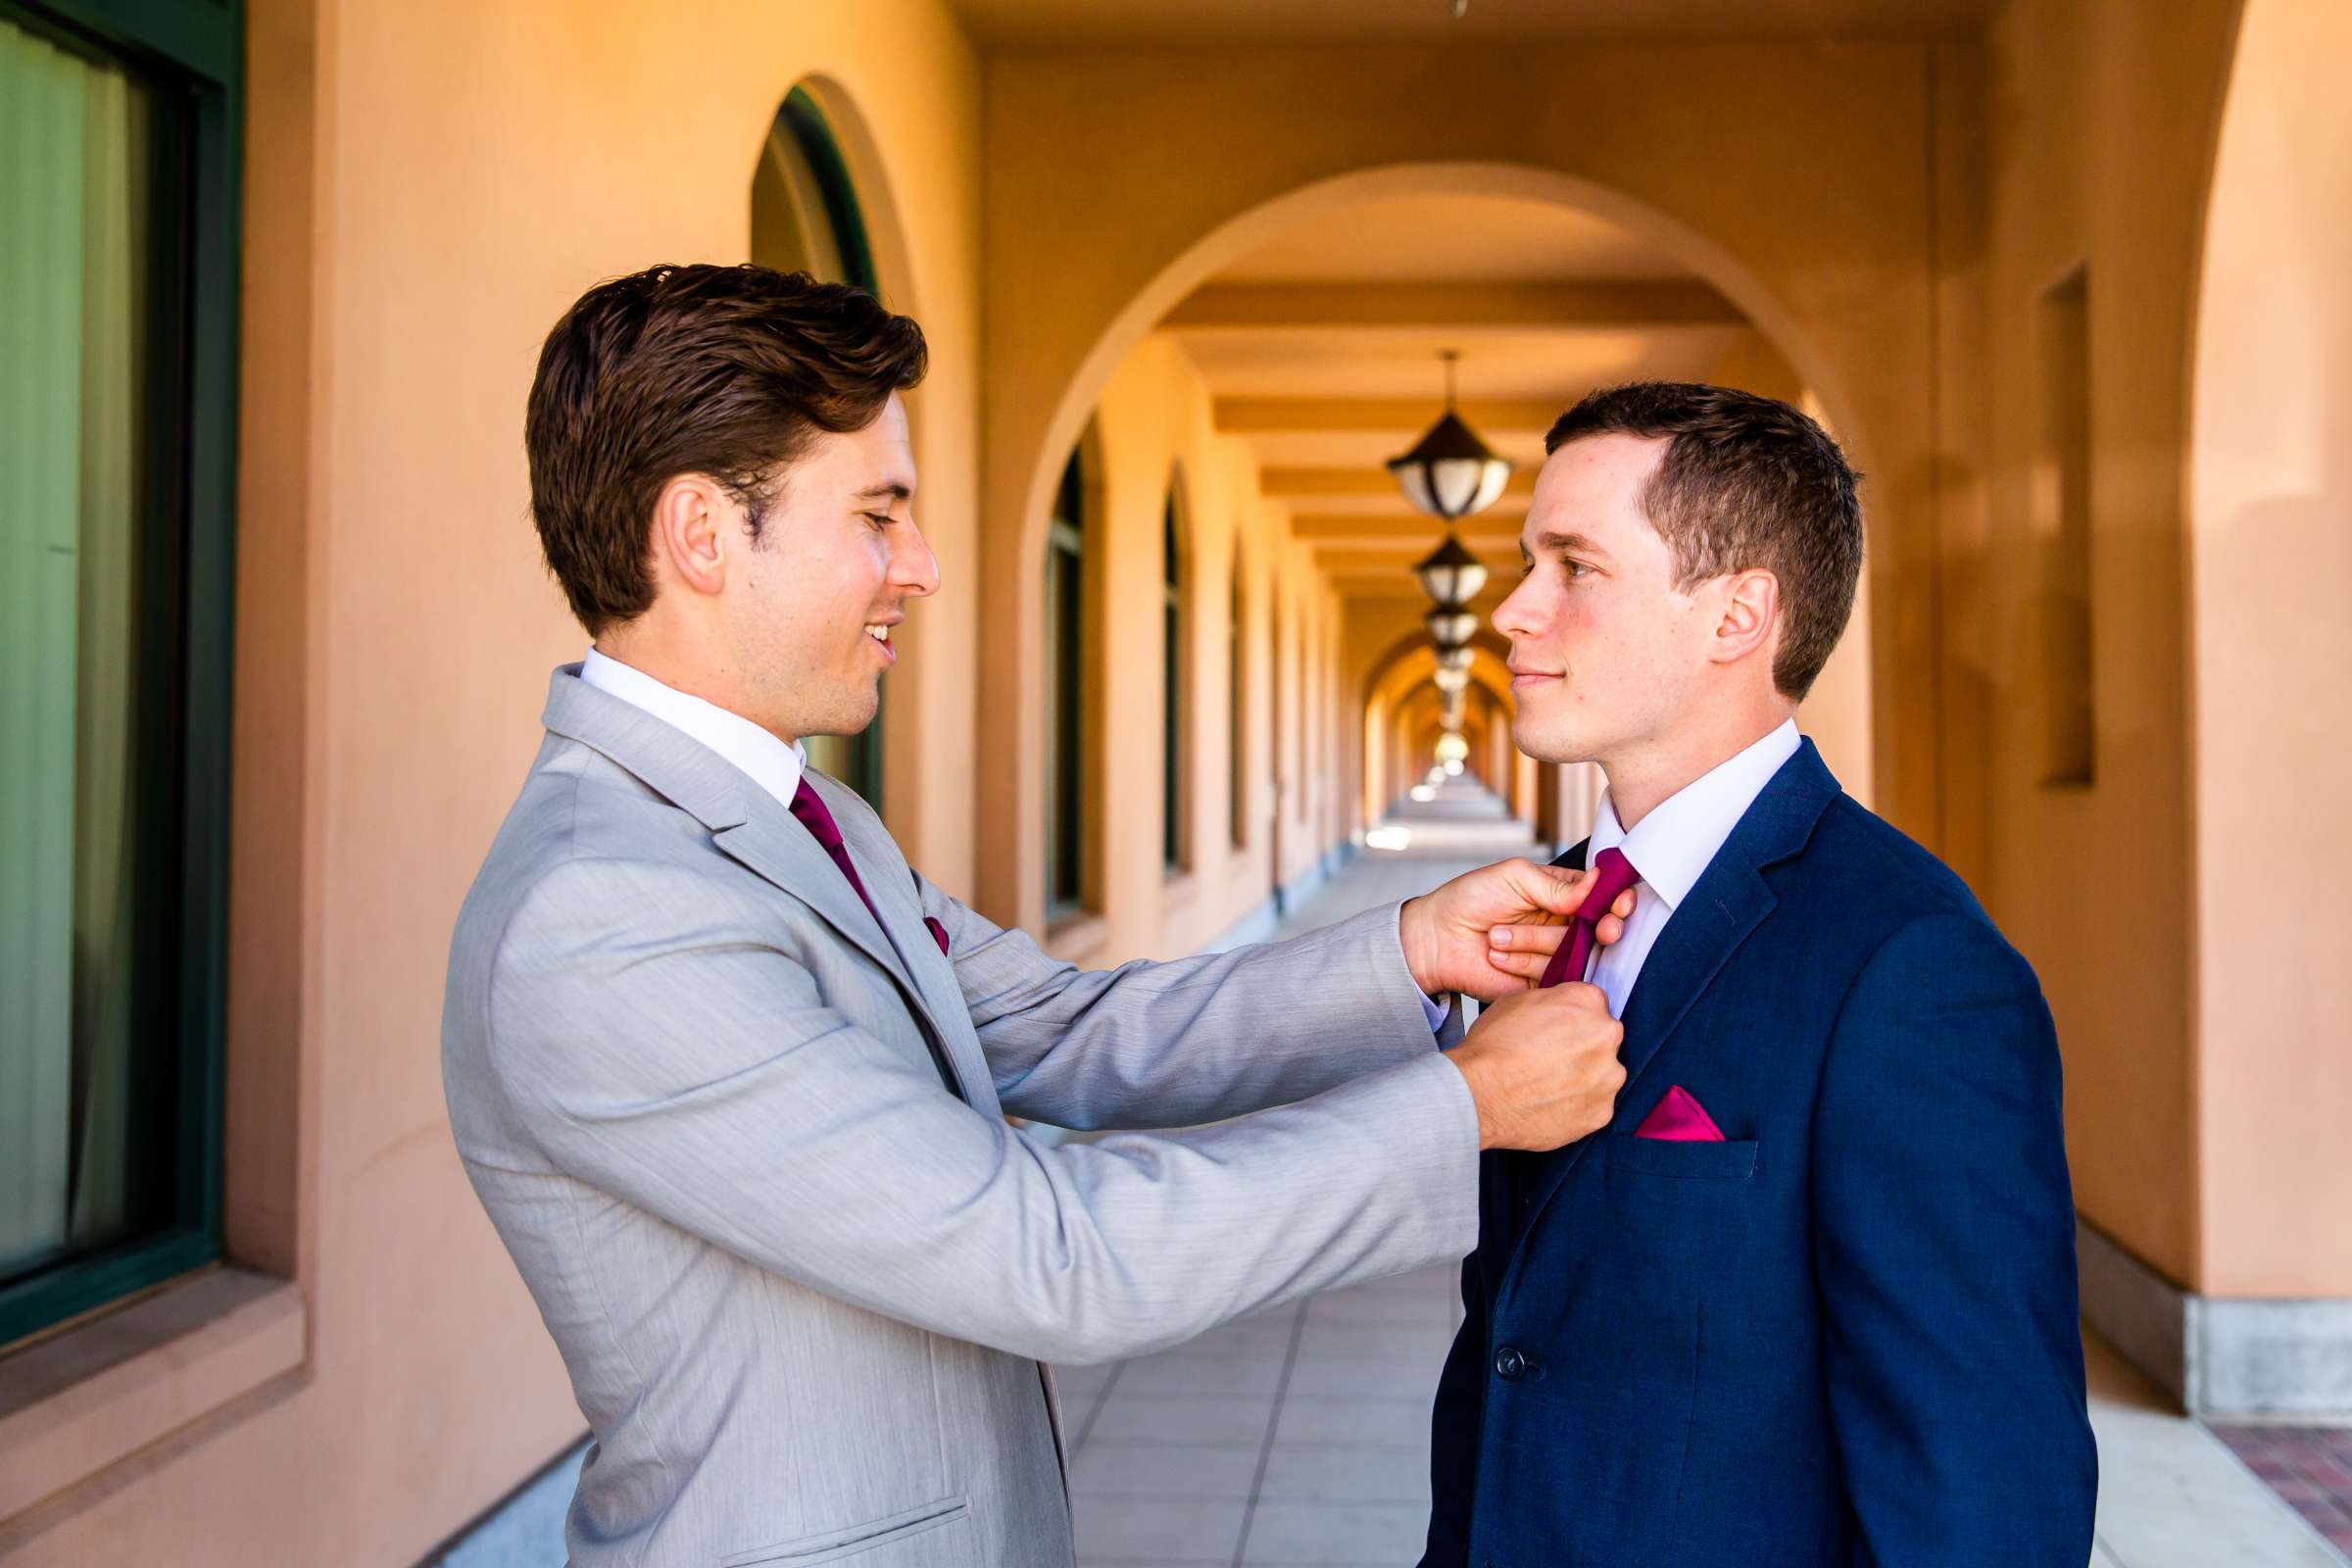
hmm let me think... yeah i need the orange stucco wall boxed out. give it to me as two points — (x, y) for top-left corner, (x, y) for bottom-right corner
(2188, 0), (2352, 1297)
(1961, 0), (2244, 1292)
(1045, 332), (1357, 965)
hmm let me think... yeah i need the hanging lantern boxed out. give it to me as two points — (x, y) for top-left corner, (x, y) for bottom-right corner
(1387, 351), (1513, 522)
(1412, 531), (1489, 609)
(1433, 664), (1470, 697)
(1425, 605), (1478, 650)
(1436, 644), (1474, 673)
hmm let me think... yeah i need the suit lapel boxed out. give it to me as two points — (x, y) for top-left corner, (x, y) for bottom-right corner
(1494, 745), (1842, 1302)
(708, 812), (926, 1004)
(540, 667), (968, 1100)
(810, 772), (999, 1114)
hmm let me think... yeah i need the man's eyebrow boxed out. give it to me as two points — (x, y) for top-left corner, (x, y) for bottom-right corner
(1530, 529), (1609, 559)
(853, 482), (913, 503)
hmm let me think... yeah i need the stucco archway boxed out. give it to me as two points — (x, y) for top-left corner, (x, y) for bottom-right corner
(978, 157), (1901, 927)
(1358, 625), (1515, 824)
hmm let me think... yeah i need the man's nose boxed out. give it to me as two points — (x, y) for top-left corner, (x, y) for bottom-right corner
(1491, 576), (1540, 638)
(894, 520), (941, 598)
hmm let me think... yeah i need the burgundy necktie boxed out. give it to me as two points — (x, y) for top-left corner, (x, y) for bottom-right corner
(788, 780), (951, 957)
(1537, 846), (1641, 990)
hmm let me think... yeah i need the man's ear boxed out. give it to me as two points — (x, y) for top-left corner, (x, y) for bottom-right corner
(649, 475), (731, 599)
(1710, 568), (1781, 668)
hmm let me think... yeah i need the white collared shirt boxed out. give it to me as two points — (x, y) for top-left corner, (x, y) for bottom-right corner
(579, 648), (808, 810)
(1581, 719), (1803, 1019)
(573, 648), (1449, 1030)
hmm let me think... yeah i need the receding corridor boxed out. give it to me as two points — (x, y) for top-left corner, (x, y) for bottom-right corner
(1052, 808), (2350, 1568)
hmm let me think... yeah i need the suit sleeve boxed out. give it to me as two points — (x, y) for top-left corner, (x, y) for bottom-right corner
(914, 872), (1450, 1129)
(1812, 911), (2097, 1565)
(480, 858), (1481, 1366)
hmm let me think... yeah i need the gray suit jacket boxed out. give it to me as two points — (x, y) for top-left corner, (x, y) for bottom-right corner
(442, 668), (1479, 1567)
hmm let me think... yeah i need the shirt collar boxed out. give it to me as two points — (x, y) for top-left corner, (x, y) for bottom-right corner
(578, 648), (807, 811)
(1589, 719), (1803, 913)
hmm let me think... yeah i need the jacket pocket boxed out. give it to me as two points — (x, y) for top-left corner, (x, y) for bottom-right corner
(720, 1495), (972, 1566)
(1605, 1136), (1759, 1181)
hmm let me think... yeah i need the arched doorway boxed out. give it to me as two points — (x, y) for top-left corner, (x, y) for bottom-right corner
(979, 159), (1888, 929)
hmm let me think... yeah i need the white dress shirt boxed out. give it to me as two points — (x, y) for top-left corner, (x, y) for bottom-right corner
(580, 648), (808, 809)
(573, 648), (1448, 1030)
(1580, 720), (1803, 1020)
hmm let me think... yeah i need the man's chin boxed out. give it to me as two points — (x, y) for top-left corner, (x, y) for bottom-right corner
(805, 689), (881, 741)
(1510, 716), (1597, 767)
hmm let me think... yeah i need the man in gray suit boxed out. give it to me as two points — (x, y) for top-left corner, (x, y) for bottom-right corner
(444, 265), (1628, 1567)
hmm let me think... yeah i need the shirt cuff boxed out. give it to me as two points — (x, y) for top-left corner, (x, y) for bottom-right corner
(1417, 987), (1450, 1033)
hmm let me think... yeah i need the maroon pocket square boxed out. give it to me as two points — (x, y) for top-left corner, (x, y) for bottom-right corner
(1634, 1085), (1726, 1143)
(924, 915), (951, 957)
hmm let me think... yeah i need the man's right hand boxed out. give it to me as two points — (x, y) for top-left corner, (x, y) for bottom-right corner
(1445, 984), (1627, 1152)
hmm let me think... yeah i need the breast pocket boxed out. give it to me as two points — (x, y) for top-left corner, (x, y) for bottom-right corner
(1605, 1137), (1759, 1182)
(1587, 1136), (1762, 1320)
(720, 1496), (974, 1567)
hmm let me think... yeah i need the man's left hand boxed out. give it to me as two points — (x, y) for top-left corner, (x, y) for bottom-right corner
(1399, 858), (1635, 1004)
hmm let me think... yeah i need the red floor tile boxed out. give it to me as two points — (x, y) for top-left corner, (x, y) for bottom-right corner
(2214, 1423), (2352, 1551)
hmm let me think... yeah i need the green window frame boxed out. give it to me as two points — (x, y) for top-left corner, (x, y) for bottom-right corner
(1043, 451), (1087, 922)
(0, 0), (241, 1349)
(1227, 564), (1246, 851)
(1160, 486), (1186, 874)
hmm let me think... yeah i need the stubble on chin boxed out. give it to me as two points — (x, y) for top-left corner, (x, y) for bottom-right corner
(1511, 707), (1593, 768)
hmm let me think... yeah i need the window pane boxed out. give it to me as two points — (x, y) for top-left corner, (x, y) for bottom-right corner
(1229, 575), (1245, 849)
(2, 17), (187, 1288)
(1161, 495), (1182, 872)
(1044, 452), (1085, 914)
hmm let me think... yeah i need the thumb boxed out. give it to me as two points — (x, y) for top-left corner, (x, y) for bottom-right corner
(1517, 860), (1588, 917)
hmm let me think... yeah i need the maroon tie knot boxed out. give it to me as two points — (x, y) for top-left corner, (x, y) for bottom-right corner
(789, 780), (845, 851)
(1581, 846), (1642, 921)
(1537, 845), (1642, 990)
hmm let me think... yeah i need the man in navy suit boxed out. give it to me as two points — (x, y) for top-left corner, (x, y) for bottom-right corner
(1419, 383), (2096, 1566)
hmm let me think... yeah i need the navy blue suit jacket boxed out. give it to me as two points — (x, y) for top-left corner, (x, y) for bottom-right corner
(1422, 741), (2096, 1567)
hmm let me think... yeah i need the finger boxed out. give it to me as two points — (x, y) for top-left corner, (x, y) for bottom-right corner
(1483, 950), (1546, 984)
(1512, 859), (1590, 917)
(1489, 920), (1567, 956)
(1613, 889), (1637, 918)
(1593, 912), (1626, 946)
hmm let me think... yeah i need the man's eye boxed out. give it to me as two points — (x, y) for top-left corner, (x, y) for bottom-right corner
(1563, 559), (1592, 578)
(862, 512), (894, 528)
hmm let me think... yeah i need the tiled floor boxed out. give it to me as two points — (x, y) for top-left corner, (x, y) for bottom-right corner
(2214, 1427), (2352, 1556)
(1054, 1265), (1456, 1567)
(1049, 798), (2352, 1568)
(2084, 1336), (2346, 1566)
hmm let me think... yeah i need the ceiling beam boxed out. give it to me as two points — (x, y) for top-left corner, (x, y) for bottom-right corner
(1217, 397), (1564, 437)
(1290, 512), (1524, 542)
(1164, 279), (1741, 332)
(1263, 467), (1539, 503)
(1313, 539), (1519, 566)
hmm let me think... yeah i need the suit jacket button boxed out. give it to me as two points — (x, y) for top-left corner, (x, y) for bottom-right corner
(1494, 1346), (1526, 1381)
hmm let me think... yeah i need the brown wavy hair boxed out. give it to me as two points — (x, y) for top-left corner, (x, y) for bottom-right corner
(525, 264), (928, 636)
